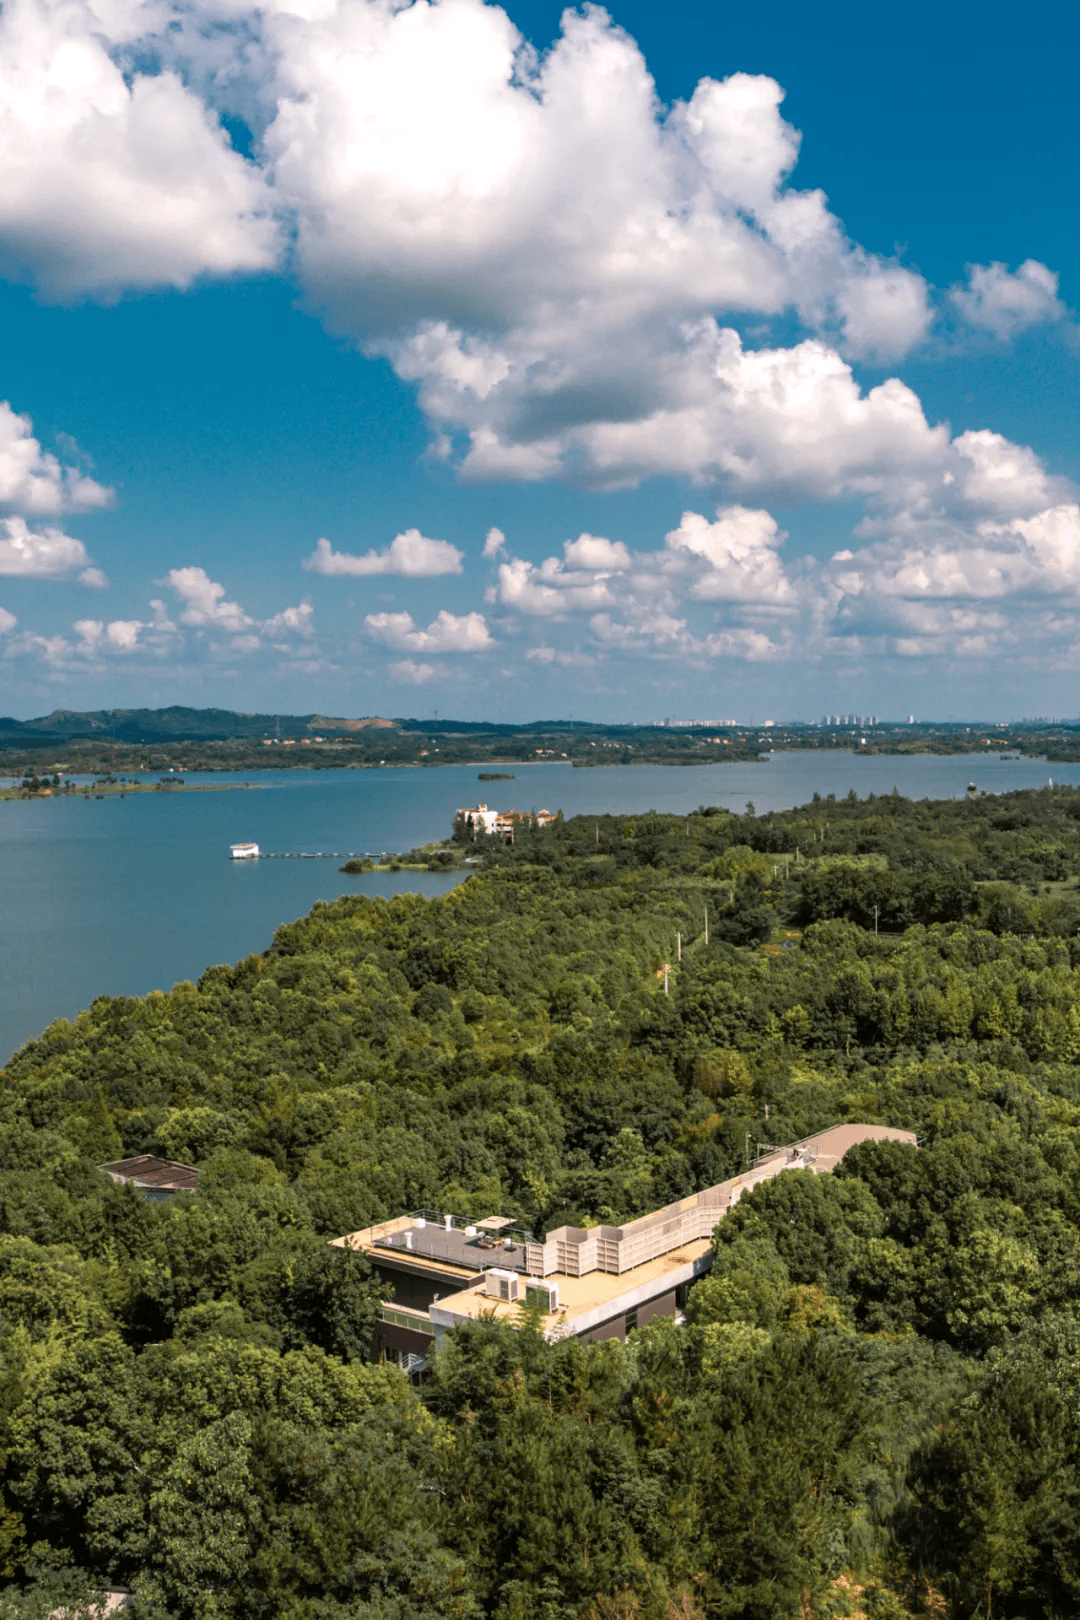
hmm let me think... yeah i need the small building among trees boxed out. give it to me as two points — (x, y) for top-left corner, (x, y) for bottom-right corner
(100, 1155), (198, 1198)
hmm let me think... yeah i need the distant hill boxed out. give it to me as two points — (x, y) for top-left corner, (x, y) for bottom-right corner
(0, 708), (644, 746)
(1, 708), (398, 743)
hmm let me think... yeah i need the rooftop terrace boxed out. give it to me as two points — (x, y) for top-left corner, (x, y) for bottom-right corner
(430, 1235), (714, 1339)
(372, 1217), (531, 1273)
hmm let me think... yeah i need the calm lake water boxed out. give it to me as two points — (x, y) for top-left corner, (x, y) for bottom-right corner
(1, 750), (1076, 1062)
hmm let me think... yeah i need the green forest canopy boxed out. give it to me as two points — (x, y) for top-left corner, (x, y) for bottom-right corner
(6, 786), (1080, 1616)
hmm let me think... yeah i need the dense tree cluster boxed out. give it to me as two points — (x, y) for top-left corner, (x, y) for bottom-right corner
(4, 788), (1080, 1615)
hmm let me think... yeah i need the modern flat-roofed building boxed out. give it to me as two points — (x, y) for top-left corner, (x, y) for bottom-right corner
(333, 1122), (916, 1369)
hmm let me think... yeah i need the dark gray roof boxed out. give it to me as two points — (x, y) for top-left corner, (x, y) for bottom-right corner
(100, 1155), (198, 1192)
(374, 1223), (528, 1272)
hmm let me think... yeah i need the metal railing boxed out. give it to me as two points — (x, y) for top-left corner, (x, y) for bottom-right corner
(407, 1207), (536, 1243)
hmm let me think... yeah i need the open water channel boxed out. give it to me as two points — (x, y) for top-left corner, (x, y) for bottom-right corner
(2, 750), (1077, 1061)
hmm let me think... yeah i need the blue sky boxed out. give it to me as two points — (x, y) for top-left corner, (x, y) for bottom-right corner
(1, 0), (1079, 722)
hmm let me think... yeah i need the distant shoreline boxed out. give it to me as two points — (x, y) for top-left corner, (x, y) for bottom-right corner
(0, 746), (1061, 799)
(0, 781), (253, 802)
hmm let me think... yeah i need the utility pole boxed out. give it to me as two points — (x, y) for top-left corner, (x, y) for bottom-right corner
(873, 904), (879, 935)
(596, 823), (599, 845)
(704, 907), (708, 945)
(663, 963), (670, 995)
(677, 931), (681, 962)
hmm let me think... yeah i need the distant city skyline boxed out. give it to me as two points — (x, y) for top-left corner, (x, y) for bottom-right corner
(1, 0), (1078, 720)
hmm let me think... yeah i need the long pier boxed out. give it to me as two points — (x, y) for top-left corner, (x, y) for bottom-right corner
(239, 851), (387, 861)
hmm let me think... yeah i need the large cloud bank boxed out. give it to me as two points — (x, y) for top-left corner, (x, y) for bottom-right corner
(0, 0), (1075, 679)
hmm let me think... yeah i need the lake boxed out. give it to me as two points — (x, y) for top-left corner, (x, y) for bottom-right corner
(1, 750), (1075, 1062)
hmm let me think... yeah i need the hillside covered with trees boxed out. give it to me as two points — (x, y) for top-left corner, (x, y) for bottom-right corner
(4, 787), (1080, 1615)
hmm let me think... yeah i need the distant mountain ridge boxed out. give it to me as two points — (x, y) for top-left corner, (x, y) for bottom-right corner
(0, 707), (398, 743)
(0, 707), (633, 744)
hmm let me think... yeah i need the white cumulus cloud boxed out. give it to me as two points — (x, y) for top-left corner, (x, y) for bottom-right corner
(0, 0), (1059, 531)
(831, 259), (932, 362)
(663, 506), (797, 605)
(104, 619), (142, 650)
(164, 568), (317, 651)
(493, 554), (619, 617)
(262, 601), (315, 637)
(490, 532), (631, 617)
(482, 526), (507, 559)
(0, 605), (16, 633)
(524, 644), (596, 667)
(951, 260), (1065, 339)
(165, 566), (253, 631)
(73, 617), (144, 651)
(0, 402), (112, 514)
(590, 608), (781, 660)
(0, 0), (279, 298)
(304, 531), (463, 578)
(819, 495), (1080, 660)
(562, 534), (631, 572)
(0, 515), (104, 580)
(255, 0), (935, 476)
(388, 657), (441, 683)
(554, 325), (949, 496)
(364, 607), (494, 652)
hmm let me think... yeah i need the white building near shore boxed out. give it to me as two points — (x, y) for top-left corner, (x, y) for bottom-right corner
(456, 803), (560, 840)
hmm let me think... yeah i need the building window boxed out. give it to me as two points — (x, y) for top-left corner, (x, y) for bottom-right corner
(624, 1308), (638, 1334)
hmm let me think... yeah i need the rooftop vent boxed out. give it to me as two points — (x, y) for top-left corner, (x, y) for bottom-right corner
(525, 1279), (560, 1312)
(484, 1268), (520, 1302)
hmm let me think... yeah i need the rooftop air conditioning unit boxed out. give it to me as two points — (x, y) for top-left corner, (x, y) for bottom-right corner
(525, 1279), (559, 1312)
(484, 1268), (520, 1302)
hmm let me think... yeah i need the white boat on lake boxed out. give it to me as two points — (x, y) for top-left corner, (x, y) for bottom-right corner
(230, 842), (260, 859)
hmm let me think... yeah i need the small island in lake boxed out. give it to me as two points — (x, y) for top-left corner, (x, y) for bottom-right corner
(478, 771), (516, 780)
